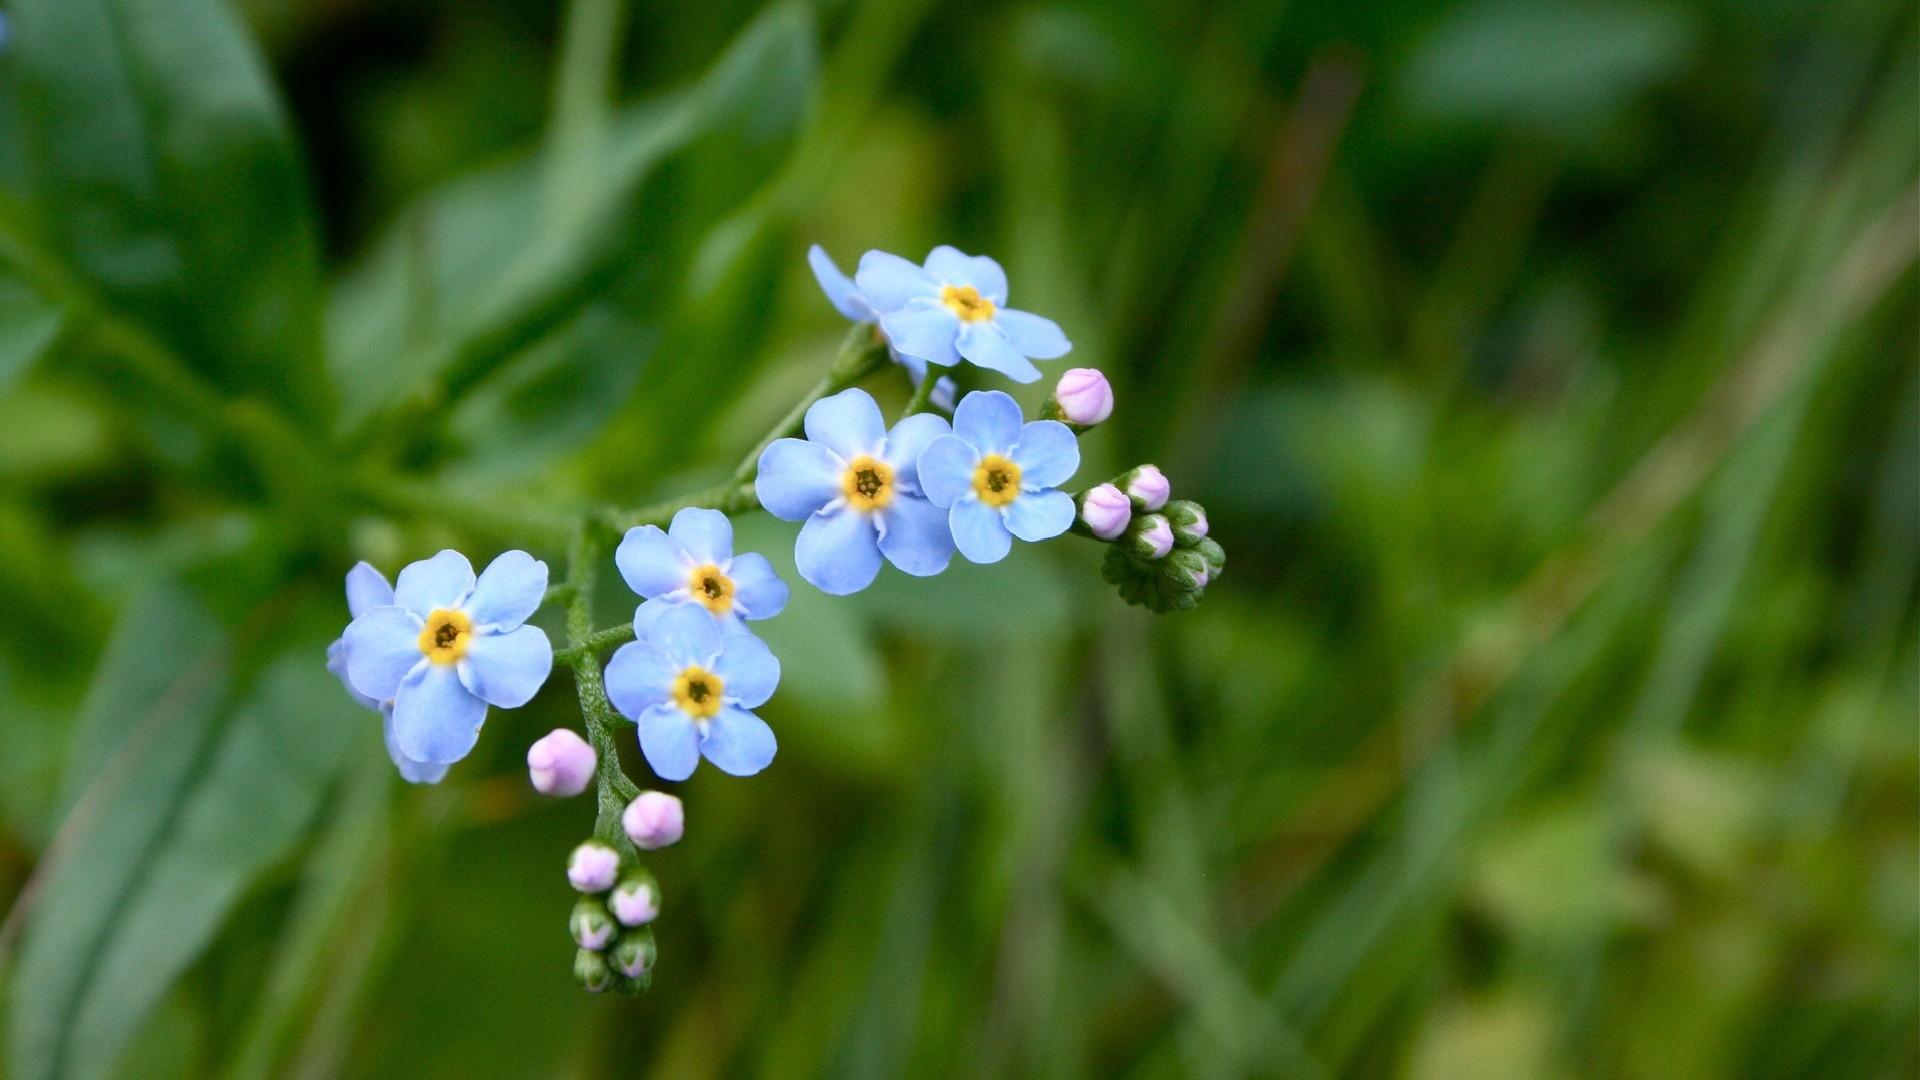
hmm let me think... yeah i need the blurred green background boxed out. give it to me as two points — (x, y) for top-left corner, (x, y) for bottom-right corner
(0, 0), (1915, 1077)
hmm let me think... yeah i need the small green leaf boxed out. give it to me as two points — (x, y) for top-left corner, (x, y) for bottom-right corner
(2, 0), (325, 415)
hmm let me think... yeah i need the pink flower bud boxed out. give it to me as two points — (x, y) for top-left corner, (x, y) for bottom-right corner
(567, 841), (620, 893)
(1134, 514), (1174, 560)
(1052, 367), (1113, 426)
(622, 791), (684, 850)
(1080, 483), (1132, 540)
(609, 876), (659, 926)
(528, 729), (596, 797)
(1126, 465), (1170, 511)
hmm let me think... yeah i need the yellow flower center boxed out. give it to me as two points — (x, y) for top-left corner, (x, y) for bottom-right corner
(840, 454), (895, 512)
(940, 284), (996, 323)
(672, 665), (724, 720)
(417, 608), (472, 665)
(687, 563), (735, 615)
(971, 453), (1022, 508)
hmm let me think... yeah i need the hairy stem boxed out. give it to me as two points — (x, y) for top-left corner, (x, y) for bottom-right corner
(562, 528), (641, 852)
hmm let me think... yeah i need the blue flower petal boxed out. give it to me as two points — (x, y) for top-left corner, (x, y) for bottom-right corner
(952, 390), (1025, 456)
(1010, 420), (1080, 489)
(668, 507), (733, 565)
(344, 606), (424, 701)
(464, 550), (547, 629)
(637, 704), (700, 781)
(803, 387), (887, 460)
(645, 603), (724, 665)
(382, 708), (449, 784)
(923, 245), (1008, 304)
(796, 507), (882, 595)
(879, 303), (963, 368)
(615, 525), (686, 598)
(950, 498), (1013, 564)
(808, 245), (874, 321)
(393, 550), (475, 616)
(958, 322), (1042, 383)
(605, 639), (676, 717)
(1004, 488), (1076, 542)
(915, 433), (978, 509)
(727, 552), (789, 620)
(328, 637), (382, 712)
(877, 494), (955, 576)
(459, 624), (552, 708)
(700, 706), (777, 777)
(713, 631), (779, 708)
(854, 249), (938, 312)
(345, 562), (393, 619)
(757, 438), (844, 522)
(882, 412), (951, 484)
(391, 663), (487, 765)
(995, 308), (1072, 359)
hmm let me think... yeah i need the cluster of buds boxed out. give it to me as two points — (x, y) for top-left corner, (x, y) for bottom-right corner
(563, 790), (682, 994)
(1077, 465), (1224, 612)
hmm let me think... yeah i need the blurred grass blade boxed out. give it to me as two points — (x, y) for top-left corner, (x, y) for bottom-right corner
(0, 0), (326, 417)
(0, 275), (61, 396)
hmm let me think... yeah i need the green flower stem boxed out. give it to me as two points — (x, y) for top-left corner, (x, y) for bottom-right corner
(553, 622), (636, 665)
(897, 367), (940, 420)
(561, 527), (641, 854)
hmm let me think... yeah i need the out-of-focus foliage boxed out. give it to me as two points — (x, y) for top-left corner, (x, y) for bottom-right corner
(0, 0), (1913, 1077)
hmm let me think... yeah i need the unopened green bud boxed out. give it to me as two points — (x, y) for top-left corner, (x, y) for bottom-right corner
(1162, 500), (1208, 547)
(1194, 537), (1226, 578)
(570, 897), (616, 951)
(1163, 549), (1210, 592)
(1122, 514), (1175, 560)
(610, 927), (658, 979)
(574, 947), (613, 993)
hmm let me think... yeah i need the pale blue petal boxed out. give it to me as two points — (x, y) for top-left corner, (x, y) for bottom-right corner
(995, 308), (1072, 359)
(1010, 420), (1080, 489)
(808, 245), (874, 321)
(915, 433), (978, 509)
(382, 708), (448, 784)
(1004, 488), (1076, 542)
(392, 550), (475, 616)
(952, 390), (1024, 455)
(923, 245), (1008, 304)
(879, 303), (962, 368)
(344, 562), (393, 619)
(644, 603), (724, 665)
(881, 412), (952, 484)
(700, 706), (777, 777)
(795, 508), (882, 595)
(877, 495), (955, 577)
(930, 376), (957, 411)
(713, 631), (779, 708)
(668, 507), (733, 565)
(957, 322), (1042, 383)
(604, 640), (676, 718)
(803, 387), (887, 459)
(854, 249), (939, 312)
(391, 663), (487, 765)
(637, 705), (700, 782)
(464, 550), (547, 629)
(950, 498), (1013, 564)
(459, 624), (552, 708)
(343, 606), (424, 702)
(327, 637), (382, 712)
(756, 439), (843, 522)
(726, 553), (788, 620)
(615, 525), (686, 598)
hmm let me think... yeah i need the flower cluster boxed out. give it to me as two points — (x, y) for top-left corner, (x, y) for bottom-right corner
(324, 242), (1218, 996)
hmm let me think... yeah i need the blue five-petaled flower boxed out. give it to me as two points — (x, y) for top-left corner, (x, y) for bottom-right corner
(617, 507), (790, 637)
(917, 390), (1082, 563)
(809, 244), (955, 409)
(326, 563), (447, 784)
(855, 245), (1072, 384)
(341, 549), (554, 769)
(604, 604), (781, 781)
(756, 387), (956, 595)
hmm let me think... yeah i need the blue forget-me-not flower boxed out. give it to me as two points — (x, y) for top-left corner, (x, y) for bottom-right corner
(917, 390), (1081, 563)
(342, 549), (554, 767)
(617, 507), (790, 637)
(604, 603), (781, 780)
(809, 244), (955, 408)
(327, 562), (448, 784)
(756, 387), (955, 594)
(855, 245), (1071, 383)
